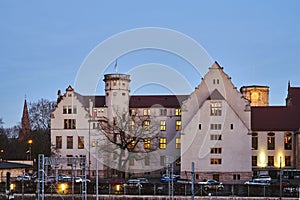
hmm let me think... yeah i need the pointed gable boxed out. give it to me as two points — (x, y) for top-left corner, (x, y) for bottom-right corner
(207, 89), (225, 100)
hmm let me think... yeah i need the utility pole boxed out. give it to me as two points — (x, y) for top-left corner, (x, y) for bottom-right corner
(191, 162), (195, 200)
(279, 156), (282, 200)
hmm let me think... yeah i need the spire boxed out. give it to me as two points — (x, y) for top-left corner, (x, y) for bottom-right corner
(114, 59), (118, 74)
(19, 97), (31, 141)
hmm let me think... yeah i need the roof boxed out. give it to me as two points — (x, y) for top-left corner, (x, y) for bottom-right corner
(129, 95), (189, 108)
(0, 162), (32, 169)
(251, 106), (300, 131)
(207, 89), (225, 100)
(287, 87), (300, 106)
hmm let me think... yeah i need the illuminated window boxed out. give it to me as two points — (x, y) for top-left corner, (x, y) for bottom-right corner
(143, 109), (150, 116)
(64, 119), (76, 129)
(252, 133), (258, 150)
(175, 109), (181, 116)
(210, 158), (222, 165)
(129, 109), (136, 116)
(284, 132), (292, 150)
(267, 132), (275, 150)
(160, 109), (167, 116)
(268, 156), (274, 166)
(160, 120), (166, 131)
(128, 137), (136, 150)
(129, 120), (135, 131)
(175, 138), (181, 149)
(67, 136), (73, 149)
(210, 147), (222, 154)
(78, 136), (84, 149)
(144, 138), (151, 149)
(176, 120), (182, 131)
(143, 120), (150, 130)
(252, 156), (257, 166)
(285, 156), (291, 166)
(56, 136), (62, 149)
(159, 137), (167, 149)
(210, 102), (222, 116)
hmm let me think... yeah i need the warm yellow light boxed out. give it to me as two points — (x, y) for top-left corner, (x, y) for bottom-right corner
(275, 154), (285, 168)
(58, 183), (69, 194)
(28, 139), (33, 145)
(116, 184), (121, 192)
(10, 183), (15, 191)
(257, 151), (267, 167)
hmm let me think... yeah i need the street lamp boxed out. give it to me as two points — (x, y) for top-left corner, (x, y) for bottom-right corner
(28, 140), (33, 160)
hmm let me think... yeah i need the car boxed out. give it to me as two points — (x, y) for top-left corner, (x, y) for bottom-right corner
(198, 180), (224, 191)
(16, 174), (31, 182)
(137, 178), (149, 183)
(75, 176), (91, 183)
(253, 175), (271, 182)
(160, 174), (180, 182)
(244, 180), (271, 186)
(124, 179), (143, 188)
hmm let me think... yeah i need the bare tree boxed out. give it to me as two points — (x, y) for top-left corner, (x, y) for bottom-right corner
(98, 110), (161, 177)
(28, 98), (56, 130)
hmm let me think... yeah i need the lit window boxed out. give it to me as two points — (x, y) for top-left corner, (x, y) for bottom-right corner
(129, 109), (136, 116)
(175, 138), (181, 149)
(143, 109), (150, 116)
(284, 132), (292, 150)
(267, 132), (275, 150)
(129, 120), (135, 131)
(143, 120), (150, 130)
(128, 137), (136, 150)
(64, 119), (76, 129)
(78, 136), (84, 149)
(67, 136), (73, 149)
(175, 109), (181, 116)
(176, 120), (182, 131)
(159, 137), (167, 149)
(56, 136), (62, 149)
(210, 158), (222, 165)
(210, 102), (222, 116)
(160, 120), (166, 131)
(144, 138), (151, 149)
(210, 147), (222, 154)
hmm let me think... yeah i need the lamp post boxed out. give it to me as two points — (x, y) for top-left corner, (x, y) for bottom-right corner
(279, 156), (282, 200)
(28, 140), (33, 160)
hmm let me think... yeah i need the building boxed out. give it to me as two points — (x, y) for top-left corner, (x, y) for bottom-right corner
(181, 62), (252, 182)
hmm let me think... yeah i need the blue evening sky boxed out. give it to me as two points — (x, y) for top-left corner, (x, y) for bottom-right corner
(0, 1), (300, 127)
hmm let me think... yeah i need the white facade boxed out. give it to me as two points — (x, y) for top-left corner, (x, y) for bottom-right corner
(181, 62), (252, 182)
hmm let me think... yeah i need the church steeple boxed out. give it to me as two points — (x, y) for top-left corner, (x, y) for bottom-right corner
(19, 97), (31, 141)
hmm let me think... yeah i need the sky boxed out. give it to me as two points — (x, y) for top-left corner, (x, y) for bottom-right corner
(0, 1), (300, 128)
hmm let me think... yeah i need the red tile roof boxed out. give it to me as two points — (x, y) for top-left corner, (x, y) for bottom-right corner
(287, 87), (300, 106)
(251, 106), (300, 131)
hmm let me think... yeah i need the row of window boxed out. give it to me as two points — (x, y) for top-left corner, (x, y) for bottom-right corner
(129, 108), (182, 117)
(198, 123), (234, 130)
(63, 106), (77, 114)
(252, 156), (292, 167)
(252, 132), (292, 150)
(56, 136), (84, 149)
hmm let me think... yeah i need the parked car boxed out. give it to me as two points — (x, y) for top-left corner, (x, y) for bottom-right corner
(124, 179), (143, 188)
(253, 175), (271, 182)
(16, 174), (31, 182)
(160, 174), (180, 182)
(137, 178), (149, 183)
(244, 180), (271, 186)
(198, 180), (224, 191)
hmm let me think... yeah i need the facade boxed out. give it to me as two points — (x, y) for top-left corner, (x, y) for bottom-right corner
(181, 62), (252, 183)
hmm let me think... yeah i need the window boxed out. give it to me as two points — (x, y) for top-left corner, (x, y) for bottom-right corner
(160, 109), (167, 116)
(284, 132), (292, 150)
(175, 109), (181, 116)
(129, 109), (136, 116)
(64, 119), (76, 129)
(128, 137), (136, 150)
(268, 156), (274, 166)
(213, 174), (220, 181)
(233, 174), (240, 180)
(145, 155), (150, 166)
(176, 138), (181, 149)
(143, 109), (150, 116)
(144, 138), (151, 149)
(252, 156), (257, 166)
(67, 155), (73, 167)
(210, 102), (222, 116)
(78, 136), (84, 149)
(176, 157), (181, 166)
(267, 132), (275, 150)
(159, 137), (167, 149)
(210, 134), (222, 140)
(210, 124), (222, 130)
(63, 106), (67, 114)
(129, 120), (135, 131)
(56, 136), (62, 149)
(199, 124), (201, 130)
(143, 120), (150, 130)
(67, 136), (73, 149)
(160, 120), (166, 131)
(210, 147), (222, 154)
(210, 158), (222, 165)
(285, 156), (291, 167)
(160, 156), (166, 166)
(176, 120), (182, 131)
(129, 157), (134, 166)
(252, 133), (258, 150)
(63, 106), (77, 114)
(230, 124), (234, 130)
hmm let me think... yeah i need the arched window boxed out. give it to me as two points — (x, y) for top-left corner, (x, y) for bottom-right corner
(267, 132), (275, 150)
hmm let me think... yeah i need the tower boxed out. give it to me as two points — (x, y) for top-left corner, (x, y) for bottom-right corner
(240, 85), (269, 106)
(19, 98), (31, 141)
(103, 73), (131, 121)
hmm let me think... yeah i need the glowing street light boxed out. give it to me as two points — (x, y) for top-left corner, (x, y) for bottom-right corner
(27, 140), (33, 160)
